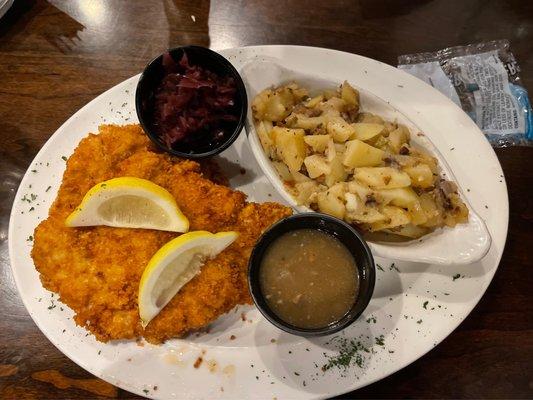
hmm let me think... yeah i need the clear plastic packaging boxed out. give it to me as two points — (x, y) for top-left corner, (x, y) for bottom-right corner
(398, 40), (532, 147)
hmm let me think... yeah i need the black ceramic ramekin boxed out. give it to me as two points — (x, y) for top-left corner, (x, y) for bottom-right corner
(248, 213), (375, 337)
(135, 45), (247, 158)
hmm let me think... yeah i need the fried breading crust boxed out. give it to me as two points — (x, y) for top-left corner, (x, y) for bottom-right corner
(31, 125), (291, 343)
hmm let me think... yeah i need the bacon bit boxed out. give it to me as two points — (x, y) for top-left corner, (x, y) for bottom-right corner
(241, 312), (247, 322)
(154, 52), (238, 148)
(270, 338), (277, 343)
(230, 335), (236, 340)
(193, 357), (203, 369)
(284, 180), (295, 188)
(365, 194), (377, 205)
(399, 146), (410, 155)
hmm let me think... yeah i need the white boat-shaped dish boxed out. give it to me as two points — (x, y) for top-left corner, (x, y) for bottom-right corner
(241, 59), (491, 265)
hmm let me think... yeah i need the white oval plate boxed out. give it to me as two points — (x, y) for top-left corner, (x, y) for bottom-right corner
(241, 59), (491, 265)
(8, 46), (508, 400)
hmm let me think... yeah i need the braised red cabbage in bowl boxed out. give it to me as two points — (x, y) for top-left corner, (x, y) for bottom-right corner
(136, 46), (247, 158)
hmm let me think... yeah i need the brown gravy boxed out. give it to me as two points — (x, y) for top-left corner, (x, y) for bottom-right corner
(259, 229), (358, 329)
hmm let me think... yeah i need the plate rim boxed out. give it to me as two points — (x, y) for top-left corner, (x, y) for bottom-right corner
(7, 44), (509, 399)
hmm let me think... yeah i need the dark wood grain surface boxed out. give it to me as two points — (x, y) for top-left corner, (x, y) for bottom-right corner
(1, 0), (532, 398)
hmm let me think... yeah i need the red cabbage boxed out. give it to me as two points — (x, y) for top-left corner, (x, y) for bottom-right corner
(153, 52), (238, 149)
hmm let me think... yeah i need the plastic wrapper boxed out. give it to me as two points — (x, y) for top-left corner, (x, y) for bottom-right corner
(398, 40), (532, 147)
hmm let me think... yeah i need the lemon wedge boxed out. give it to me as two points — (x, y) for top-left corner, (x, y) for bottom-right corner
(65, 177), (189, 232)
(138, 231), (238, 327)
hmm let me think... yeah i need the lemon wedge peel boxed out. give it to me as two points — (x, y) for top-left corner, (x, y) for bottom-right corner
(65, 177), (189, 232)
(138, 230), (239, 328)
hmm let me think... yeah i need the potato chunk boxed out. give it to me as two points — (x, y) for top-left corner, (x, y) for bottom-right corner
(348, 180), (373, 199)
(370, 206), (411, 231)
(322, 97), (347, 112)
(293, 114), (326, 130)
(404, 163), (434, 188)
(294, 181), (321, 206)
(256, 120), (274, 157)
(378, 187), (419, 208)
(252, 85), (306, 121)
(352, 123), (385, 141)
(325, 155), (348, 187)
(354, 167), (411, 189)
(272, 161), (292, 182)
(343, 139), (385, 168)
(304, 154), (330, 178)
(389, 125), (410, 153)
(419, 193), (443, 227)
(325, 138), (337, 162)
(306, 95), (323, 108)
(272, 127), (306, 172)
(378, 187), (427, 224)
(304, 134), (330, 153)
(349, 208), (387, 224)
(327, 118), (356, 143)
(317, 187), (346, 219)
(357, 112), (384, 124)
(341, 81), (360, 109)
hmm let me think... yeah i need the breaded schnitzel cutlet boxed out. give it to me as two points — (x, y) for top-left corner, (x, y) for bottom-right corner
(31, 124), (291, 343)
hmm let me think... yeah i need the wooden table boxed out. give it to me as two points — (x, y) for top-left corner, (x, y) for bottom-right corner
(1, 0), (532, 398)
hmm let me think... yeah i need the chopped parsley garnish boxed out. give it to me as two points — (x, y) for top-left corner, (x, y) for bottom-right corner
(423, 301), (428, 309)
(375, 335), (385, 346)
(366, 316), (377, 324)
(389, 263), (400, 272)
(452, 273), (462, 281)
(376, 264), (384, 271)
(45, 186), (52, 192)
(322, 337), (368, 372)
(61, 156), (67, 161)
(417, 319), (423, 324)
(27, 235), (33, 242)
